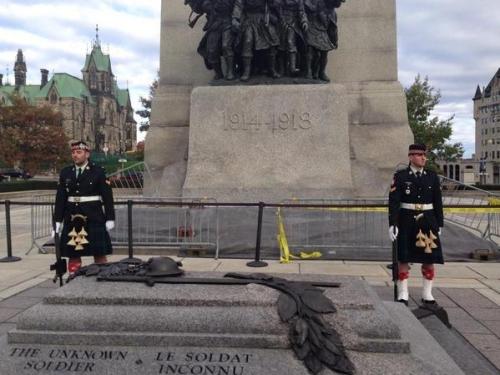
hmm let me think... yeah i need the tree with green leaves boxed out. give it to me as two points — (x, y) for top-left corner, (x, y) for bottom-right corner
(136, 73), (158, 132)
(405, 75), (464, 169)
(0, 95), (70, 174)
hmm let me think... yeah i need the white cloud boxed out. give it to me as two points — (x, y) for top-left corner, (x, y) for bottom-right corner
(1, 0), (499, 154)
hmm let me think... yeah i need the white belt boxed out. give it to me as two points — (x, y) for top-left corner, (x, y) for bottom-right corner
(401, 203), (433, 211)
(68, 196), (102, 203)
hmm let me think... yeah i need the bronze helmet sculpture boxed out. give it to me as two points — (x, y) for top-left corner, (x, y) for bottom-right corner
(146, 257), (184, 277)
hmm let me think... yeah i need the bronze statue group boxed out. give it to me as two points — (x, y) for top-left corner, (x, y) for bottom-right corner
(185, 0), (346, 82)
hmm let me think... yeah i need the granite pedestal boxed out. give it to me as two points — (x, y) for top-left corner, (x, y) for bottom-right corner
(183, 85), (352, 202)
(0, 273), (463, 374)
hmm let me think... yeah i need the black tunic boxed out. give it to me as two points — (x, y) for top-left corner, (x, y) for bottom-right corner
(388, 167), (444, 264)
(54, 162), (115, 258)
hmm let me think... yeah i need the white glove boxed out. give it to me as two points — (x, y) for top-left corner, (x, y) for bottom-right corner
(438, 227), (442, 236)
(105, 220), (115, 231)
(389, 226), (399, 242)
(51, 222), (63, 238)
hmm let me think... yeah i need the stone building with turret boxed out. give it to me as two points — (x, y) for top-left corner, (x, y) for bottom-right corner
(0, 31), (136, 153)
(473, 68), (500, 184)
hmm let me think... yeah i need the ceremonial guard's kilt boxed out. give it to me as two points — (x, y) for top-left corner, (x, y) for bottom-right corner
(54, 162), (115, 258)
(389, 167), (444, 264)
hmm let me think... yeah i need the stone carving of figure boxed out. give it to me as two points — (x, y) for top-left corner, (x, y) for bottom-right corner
(304, 0), (344, 81)
(187, 0), (238, 80)
(276, 0), (309, 76)
(232, 0), (281, 81)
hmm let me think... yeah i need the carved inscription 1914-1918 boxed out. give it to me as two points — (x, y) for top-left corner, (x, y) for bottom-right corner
(222, 111), (313, 132)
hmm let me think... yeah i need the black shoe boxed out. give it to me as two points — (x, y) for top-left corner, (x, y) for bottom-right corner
(397, 299), (408, 306)
(421, 299), (436, 305)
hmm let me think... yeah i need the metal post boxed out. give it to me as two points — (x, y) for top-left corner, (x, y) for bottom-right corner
(0, 200), (22, 263)
(121, 200), (141, 264)
(247, 201), (268, 267)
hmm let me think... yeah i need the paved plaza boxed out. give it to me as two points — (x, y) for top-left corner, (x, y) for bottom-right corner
(0, 192), (499, 372)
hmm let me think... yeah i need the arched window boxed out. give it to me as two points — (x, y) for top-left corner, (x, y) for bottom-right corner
(455, 165), (460, 181)
(50, 92), (58, 104)
(90, 68), (97, 89)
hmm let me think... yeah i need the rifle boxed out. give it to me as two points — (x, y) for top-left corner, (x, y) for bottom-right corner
(97, 275), (341, 288)
(49, 207), (67, 287)
(188, 10), (204, 28)
(391, 229), (398, 302)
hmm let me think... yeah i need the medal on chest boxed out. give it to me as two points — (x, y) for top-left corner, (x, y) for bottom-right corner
(404, 182), (412, 195)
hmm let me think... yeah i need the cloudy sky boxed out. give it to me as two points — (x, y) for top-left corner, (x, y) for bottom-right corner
(1, 0), (499, 157)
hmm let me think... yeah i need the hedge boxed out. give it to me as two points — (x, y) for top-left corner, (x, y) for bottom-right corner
(0, 180), (58, 193)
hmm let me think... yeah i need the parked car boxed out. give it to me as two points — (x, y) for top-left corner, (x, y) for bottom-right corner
(0, 168), (32, 179)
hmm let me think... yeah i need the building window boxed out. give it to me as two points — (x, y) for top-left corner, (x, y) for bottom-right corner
(90, 71), (97, 89)
(485, 129), (488, 134)
(50, 93), (58, 104)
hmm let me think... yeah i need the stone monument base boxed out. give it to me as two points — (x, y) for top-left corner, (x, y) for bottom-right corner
(182, 85), (352, 202)
(0, 273), (464, 374)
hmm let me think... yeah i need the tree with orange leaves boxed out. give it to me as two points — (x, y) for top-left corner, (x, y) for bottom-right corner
(0, 95), (70, 174)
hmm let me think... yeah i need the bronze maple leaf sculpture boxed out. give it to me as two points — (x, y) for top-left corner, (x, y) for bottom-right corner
(225, 273), (355, 375)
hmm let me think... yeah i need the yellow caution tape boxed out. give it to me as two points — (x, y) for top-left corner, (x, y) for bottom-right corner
(277, 208), (292, 263)
(487, 197), (500, 205)
(277, 208), (323, 263)
(285, 207), (500, 213)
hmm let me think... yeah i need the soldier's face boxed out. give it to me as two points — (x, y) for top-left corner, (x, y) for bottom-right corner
(409, 152), (427, 168)
(72, 149), (90, 166)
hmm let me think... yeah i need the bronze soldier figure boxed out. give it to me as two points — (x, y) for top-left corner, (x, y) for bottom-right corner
(53, 141), (115, 274)
(232, 0), (281, 81)
(188, 0), (238, 80)
(276, 0), (308, 76)
(388, 144), (444, 306)
(304, 0), (343, 81)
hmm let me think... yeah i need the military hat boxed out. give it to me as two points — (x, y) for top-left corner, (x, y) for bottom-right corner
(408, 144), (427, 154)
(71, 140), (90, 151)
(145, 257), (184, 277)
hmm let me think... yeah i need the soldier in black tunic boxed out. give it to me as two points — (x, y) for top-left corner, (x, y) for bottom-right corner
(53, 141), (115, 274)
(388, 144), (444, 306)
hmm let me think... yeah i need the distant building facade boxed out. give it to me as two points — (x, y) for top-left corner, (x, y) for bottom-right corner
(435, 158), (477, 185)
(0, 33), (136, 153)
(473, 68), (500, 184)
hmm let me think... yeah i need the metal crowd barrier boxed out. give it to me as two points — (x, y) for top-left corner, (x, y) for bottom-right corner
(24, 195), (220, 257)
(111, 197), (220, 257)
(278, 198), (389, 258)
(27, 193), (54, 255)
(107, 161), (152, 197)
(439, 175), (500, 240)
(2, 195), (499, 265)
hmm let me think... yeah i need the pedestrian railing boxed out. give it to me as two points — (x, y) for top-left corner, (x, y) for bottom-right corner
(278, 198), (389, 262)
(27, 193), (54, 255)
(1, 196), (499, 265)
(439, 175), (500, 240)
(111, 197), (220, 257)
(107, 162), (152, 196)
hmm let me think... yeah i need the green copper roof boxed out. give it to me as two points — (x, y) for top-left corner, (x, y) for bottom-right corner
(116, 88), (130, 107)
(37, 73), (95, 104)
(82, 45), (111, 73)
(0, 84), (41, 105)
